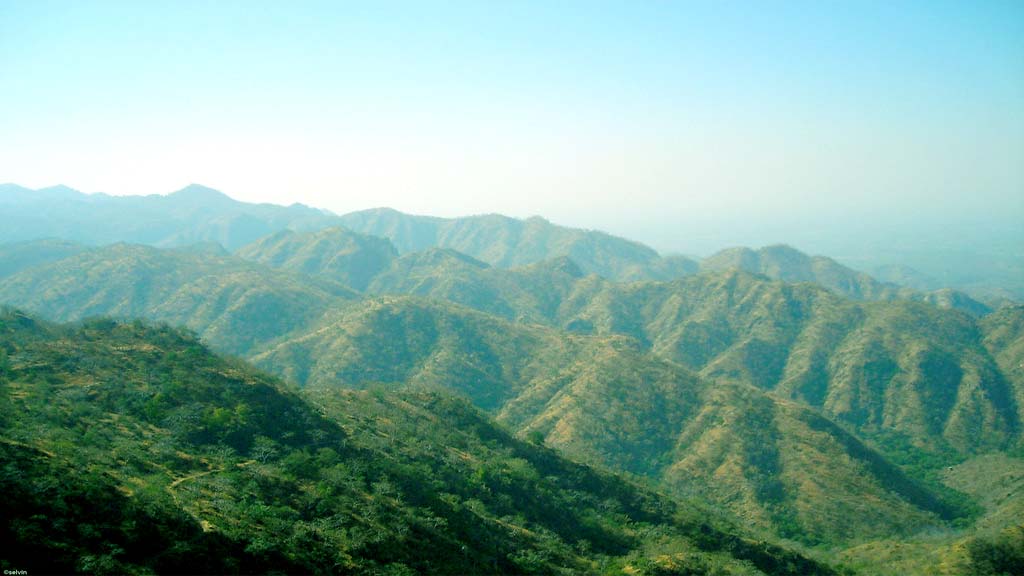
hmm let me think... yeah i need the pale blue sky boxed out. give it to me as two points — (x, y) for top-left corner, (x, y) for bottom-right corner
(1, 0), (1021, 254)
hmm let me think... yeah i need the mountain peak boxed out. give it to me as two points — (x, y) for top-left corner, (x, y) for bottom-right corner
(37, 184), (80, 195)
(168, 184), (233, 203)
(760, 243), (804, 257)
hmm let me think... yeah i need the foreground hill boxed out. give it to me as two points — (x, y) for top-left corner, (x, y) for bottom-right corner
(0, 183), (342, 250)
(0, 310), (833, 575)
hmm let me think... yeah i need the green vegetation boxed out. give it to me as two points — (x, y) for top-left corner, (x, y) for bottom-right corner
(249, 296), (983, 546)
(0, 310), (835, 574)
(0, 203), (1021, 571)
(237, 226), (398, 291)
(966, 525), (1024, 575)
(1, 234), (1020, 551)
(0, 242), (357, 355)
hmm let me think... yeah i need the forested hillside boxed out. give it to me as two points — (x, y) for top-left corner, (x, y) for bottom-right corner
(1, 234), (1021, 553)
(0, 192), (1021, 573)
(0, 310), (834, 575)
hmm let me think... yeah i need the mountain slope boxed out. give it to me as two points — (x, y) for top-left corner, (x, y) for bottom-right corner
(836, 453), (1024, 575)
(251, 296), (970, 545)
(366, 250), (591, 324)
(0, 238), (85, 279)
(236, 226), (398, 290)
(0, 310), (834, 575)
(0, 243), (356, 354)
(981, 305), (1024, 440)
(553, 271), (1018, 455)
(356, 258), (1021, 456)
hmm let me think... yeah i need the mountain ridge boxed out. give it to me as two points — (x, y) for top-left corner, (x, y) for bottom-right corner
(0, 183), (1008, 308)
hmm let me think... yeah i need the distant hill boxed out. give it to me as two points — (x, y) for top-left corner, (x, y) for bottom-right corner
(872, 263), (944, 292)
(339, 207), (699, 281)
(0, 238), (85, 279)
(364, 251), (591, 323)
(338, 209), (993, 313)
(236, 226), (398, 291)
(231, 218), (991, 326)
(702, 244), (991, 316)
(0, 183), (342, 250)
(0, 242), (356, 354)
(0, 310), (834, 575)
(1, 183), (1002, 307)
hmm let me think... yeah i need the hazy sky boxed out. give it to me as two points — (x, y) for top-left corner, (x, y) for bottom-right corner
(1, 1), (1022, 254)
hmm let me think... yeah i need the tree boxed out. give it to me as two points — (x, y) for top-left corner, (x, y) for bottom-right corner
(251, 436), (280, 463)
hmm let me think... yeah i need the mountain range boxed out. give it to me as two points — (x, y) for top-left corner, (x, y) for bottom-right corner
(0, 183), (1003, 309)
(0, 183), (340, 251)
(1, 183), (1022, 574)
